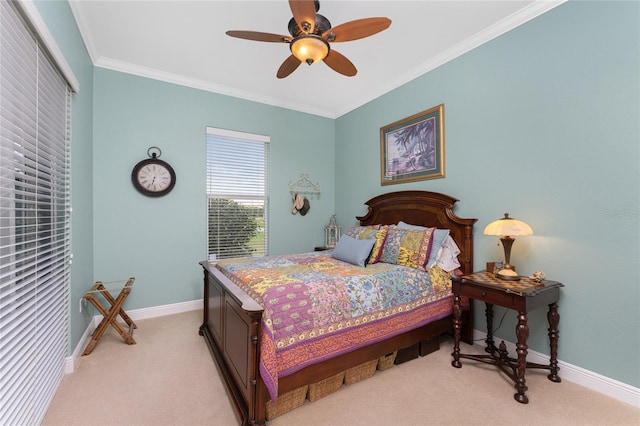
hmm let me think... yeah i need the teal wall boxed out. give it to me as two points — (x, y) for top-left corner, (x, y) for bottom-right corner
(92, 69), (335, 309)
(34, 1), (95, 353)
(35, 0), (638, 389)
(335, 1), (639, 387)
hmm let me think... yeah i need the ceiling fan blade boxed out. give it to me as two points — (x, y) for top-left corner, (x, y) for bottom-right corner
(289, 0), (316, 34)
(323, 50), (357, 77)
(323, 17), (391, 42)
(277, 55), (302, 79)
(226, 30), (291, 43)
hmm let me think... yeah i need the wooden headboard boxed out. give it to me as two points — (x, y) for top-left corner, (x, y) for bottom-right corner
(357, 190), (477, 274)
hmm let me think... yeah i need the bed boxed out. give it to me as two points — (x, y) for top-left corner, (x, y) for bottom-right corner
(199, 190), (477, 425)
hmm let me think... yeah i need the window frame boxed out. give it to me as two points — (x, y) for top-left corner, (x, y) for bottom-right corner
(205, 127), (270, 260)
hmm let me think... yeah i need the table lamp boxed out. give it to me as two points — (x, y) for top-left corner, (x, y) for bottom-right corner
(484, 213), (533, 281)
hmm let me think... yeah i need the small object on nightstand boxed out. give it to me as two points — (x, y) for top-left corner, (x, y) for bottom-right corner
(486, 262), (495, 274)
(529, 270), (546, 282)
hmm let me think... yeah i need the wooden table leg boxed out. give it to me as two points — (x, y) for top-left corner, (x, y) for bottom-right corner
(514, 311), (530, 404)
(547, 302), (561, 382)
(451, 294), (462, 368)
(484, 303), (495, 354)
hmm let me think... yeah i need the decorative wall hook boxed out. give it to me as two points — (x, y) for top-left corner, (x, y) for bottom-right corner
(289, 173), (321, 199)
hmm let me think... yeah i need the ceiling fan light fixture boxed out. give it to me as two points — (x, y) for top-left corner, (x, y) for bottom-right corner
(227, 0), (391, 78)
(290, 35), (329, 65)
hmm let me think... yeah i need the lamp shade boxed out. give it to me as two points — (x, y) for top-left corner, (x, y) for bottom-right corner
(483, 213), (533, 237)
(290, 35), (329, 65)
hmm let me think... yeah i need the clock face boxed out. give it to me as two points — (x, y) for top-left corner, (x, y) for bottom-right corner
(132, 159), (176, 197)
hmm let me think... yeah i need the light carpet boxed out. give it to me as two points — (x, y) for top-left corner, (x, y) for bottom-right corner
(42, 310), (639, 426)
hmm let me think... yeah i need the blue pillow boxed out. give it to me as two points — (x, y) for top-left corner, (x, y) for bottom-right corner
(396, 221), (450, 268)
(332, 234), (376, 267)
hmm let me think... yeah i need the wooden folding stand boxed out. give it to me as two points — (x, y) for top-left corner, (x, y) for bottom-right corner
(82, 277), (137, 356)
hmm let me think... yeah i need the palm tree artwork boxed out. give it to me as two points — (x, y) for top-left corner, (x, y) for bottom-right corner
(386, 117), (436, 177)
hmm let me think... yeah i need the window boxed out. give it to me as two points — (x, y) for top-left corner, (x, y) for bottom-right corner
(206, 127), (269, 260)
(0, 1), (75, 424)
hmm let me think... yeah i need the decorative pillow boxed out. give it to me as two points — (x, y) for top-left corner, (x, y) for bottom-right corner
(428, 265), (453, 293)
(367, 226), (389, 264)
(344, 225), (381, 240)
(332, 234), (376, 267)
(436, 235), (461, 272)
(378, 227), (435, 271)
(396, 222), (450, 269)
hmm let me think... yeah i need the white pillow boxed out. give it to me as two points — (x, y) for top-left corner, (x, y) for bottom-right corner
(435, 235), (461, 272)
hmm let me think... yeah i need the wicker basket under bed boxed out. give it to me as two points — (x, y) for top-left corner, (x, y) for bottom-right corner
(377, 351), (397, 371)
(265, 385), (308, 420)
(344, 359), (378, 385)
(308, 372), (345, 402)
(268, 354), (398, 419)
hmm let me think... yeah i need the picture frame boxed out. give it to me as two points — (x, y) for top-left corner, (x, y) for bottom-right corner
(380, 104), (444, 185)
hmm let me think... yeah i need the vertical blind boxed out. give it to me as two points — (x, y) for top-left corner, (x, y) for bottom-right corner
(0, 1), (72, 425)
(206, 127), (269, 260)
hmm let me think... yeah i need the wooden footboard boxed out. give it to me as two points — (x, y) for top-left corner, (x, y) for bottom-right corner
(199, 264), (265, 425)
(200, 190), (477, 425)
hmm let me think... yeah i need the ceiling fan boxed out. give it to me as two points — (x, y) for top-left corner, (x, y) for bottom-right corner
(226, 0), (391, 79)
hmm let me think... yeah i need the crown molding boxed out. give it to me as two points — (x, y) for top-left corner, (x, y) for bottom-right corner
(94, 57), (336, 118)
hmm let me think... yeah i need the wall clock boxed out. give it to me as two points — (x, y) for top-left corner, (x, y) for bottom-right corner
(131, 147), (176, 197)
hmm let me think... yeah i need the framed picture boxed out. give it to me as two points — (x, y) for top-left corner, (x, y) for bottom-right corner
(380, 104), (444, 185)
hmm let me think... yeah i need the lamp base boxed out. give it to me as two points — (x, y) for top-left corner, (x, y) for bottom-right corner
(496, 268), (520, 281)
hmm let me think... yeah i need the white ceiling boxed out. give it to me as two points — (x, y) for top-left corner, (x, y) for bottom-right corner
(69, 0), (565, 118)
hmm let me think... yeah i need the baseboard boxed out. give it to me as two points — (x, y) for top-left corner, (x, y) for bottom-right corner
(65, 299), (203, 374)
(65, 315), (101, 374)
(472, 330), (640, 408)
(122, 298), (203, 322)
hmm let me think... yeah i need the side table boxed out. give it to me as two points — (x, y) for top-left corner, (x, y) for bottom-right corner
(451, 271), (564, 403)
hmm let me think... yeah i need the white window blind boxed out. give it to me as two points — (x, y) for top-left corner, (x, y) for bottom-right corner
(206, 127), (269, 260)
(0, 1), (72, 425)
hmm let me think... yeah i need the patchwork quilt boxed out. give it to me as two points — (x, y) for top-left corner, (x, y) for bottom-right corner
(216, 251), (457, 400)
